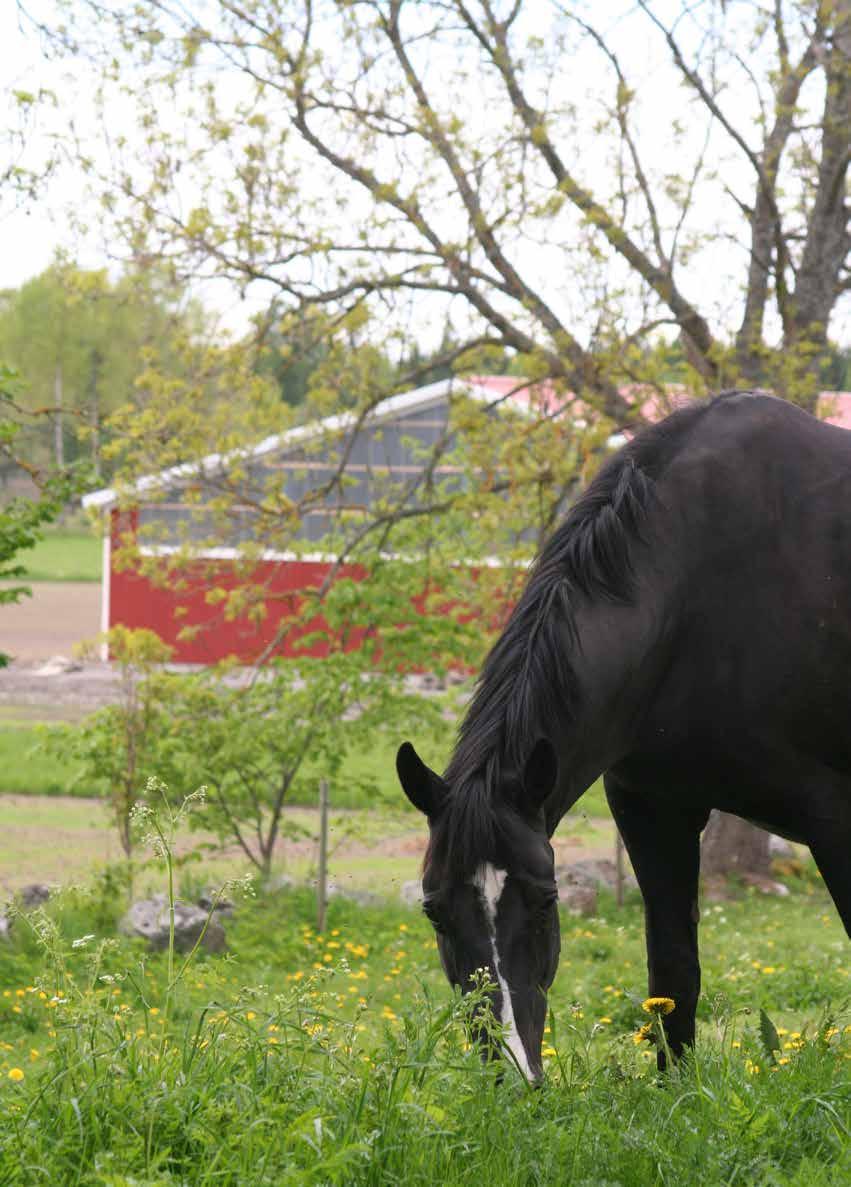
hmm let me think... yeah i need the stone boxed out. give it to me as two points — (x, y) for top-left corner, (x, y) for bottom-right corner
(740, 873), (790, 897)
(320, 880), (384, 907)
(32, 655), (83, 677)
(266, 874), (297, 893)
(555, 858), (637, 895)
(768, 834), (794, 858)
(558, 882), (598, 916)
(197, 890), (235, 917)
(400, 879), (425, 907)
(121, 894), (227, 953)
(17, 884), (52, 910)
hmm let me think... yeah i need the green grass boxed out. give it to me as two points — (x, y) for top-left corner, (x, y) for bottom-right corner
(0, 870), (848, 1185)
(0, 728), (105, 798)
(18, 529), (101, 582)
(0, 717), (610, 815)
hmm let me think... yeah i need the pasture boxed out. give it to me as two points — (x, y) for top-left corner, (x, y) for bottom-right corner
(0, 865), (849, 1185)
(0, 700), (849, 1183)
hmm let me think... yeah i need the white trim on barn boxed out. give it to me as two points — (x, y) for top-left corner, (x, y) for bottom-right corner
(99, 527), (111, 661)
(137, 543), (525, 569)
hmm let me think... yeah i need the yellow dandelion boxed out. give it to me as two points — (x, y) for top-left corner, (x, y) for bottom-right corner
(7, 1068), (24, 1082)
(641, 997), (675, 1016)
(633, 1023), (653, 1045)
(245, 1011), (256, 1021)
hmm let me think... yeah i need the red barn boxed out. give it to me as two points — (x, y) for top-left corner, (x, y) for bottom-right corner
(83, 380), (851, 664)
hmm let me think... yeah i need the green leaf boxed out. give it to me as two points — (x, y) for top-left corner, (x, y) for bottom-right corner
(758, 1008), (780, 1061)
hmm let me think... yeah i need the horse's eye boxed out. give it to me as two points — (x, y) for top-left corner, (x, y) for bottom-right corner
(422, 899), (445, 933)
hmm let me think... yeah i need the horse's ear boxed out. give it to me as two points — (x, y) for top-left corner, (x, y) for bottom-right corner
(521, 737), (558, 816)
(396, 741), (447, 818)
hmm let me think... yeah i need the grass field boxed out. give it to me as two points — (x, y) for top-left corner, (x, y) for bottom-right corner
(0, 861), (848, 1185)
(18, 529), (101, 582)
(0, 719), (611, 814)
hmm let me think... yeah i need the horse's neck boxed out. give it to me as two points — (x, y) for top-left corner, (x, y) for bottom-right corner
(542, 595), (673, 834)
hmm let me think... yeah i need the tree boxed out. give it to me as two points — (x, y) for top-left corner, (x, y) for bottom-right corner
(150, 653), (450, 880)
(0, 261), (208, 473)
(33, 0), (851, 416)
(32, 0), (850, 877)
(47, 628), (177, 862)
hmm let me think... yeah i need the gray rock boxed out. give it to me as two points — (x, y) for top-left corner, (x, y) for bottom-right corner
(32, 655), (83, 677)
(197, 890), (235, 917)
(266, 874), (297, 893)
(768, 834), (794, 858)
(555, 859), (637, 895)
(121, 894), (227, 953)
(320, 880), (384, 907)
(400, 879), (425, 907)
(558, 882), (598, 916)
(17, 883), (52, 910)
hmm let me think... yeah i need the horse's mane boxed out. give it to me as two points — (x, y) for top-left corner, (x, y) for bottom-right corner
(432, 394), (728, 879)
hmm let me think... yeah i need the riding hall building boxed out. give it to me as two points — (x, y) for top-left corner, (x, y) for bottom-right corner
(82, 380), (851, 665)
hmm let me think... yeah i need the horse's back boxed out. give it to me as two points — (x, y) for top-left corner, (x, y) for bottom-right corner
(636, 392), (851, 803)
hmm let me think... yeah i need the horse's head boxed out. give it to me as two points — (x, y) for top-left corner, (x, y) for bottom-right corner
(396, 738), (561, 1082)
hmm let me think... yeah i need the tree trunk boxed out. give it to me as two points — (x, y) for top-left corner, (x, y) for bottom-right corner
(700, 810), (771, 877)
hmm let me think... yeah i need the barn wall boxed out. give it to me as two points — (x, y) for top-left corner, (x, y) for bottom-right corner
(109, 511), (366, 664)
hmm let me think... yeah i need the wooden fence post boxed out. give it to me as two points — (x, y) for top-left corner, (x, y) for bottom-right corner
(615, 829), (625, 908)
(317, 778), (329, 933)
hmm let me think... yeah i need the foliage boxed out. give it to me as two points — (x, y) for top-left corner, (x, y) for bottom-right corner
(44, 628), (176, 859)
(32, 0), (851, 413)
(146, 652), (451, 878)
(0, 260), (208, 472)
(0, 364), (93, 664)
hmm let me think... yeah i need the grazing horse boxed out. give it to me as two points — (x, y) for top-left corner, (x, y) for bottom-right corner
(397, 390), (851, 1080)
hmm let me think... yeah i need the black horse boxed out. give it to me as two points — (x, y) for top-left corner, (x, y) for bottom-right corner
(397, 390), (851, 1080)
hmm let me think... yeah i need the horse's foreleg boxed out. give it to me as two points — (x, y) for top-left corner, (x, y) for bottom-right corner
(605, 774), (708, 1069)
(808, 819), (851, 938)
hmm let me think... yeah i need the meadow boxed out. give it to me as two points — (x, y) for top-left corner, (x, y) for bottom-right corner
(0, 844), (849, 1185)
(0, 605), (848, 1183)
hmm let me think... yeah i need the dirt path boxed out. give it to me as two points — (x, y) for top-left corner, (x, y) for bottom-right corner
(0, 582), (102, 662)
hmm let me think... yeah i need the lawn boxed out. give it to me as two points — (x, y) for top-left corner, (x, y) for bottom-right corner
(0, 862), (848, 1185)
(18, 529), (101, 583)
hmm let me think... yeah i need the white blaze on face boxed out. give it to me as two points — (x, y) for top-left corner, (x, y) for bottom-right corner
(474, 862), (534, 1081)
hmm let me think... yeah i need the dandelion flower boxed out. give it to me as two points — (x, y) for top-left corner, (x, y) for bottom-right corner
(633, 1023), (654, 1045)
(7, 1068), (23, 1082)
(641, 997), (675, 1016)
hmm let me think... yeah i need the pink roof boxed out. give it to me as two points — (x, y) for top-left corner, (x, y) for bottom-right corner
(818, 391), (851, 430)
(469, 375), (851, 430)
